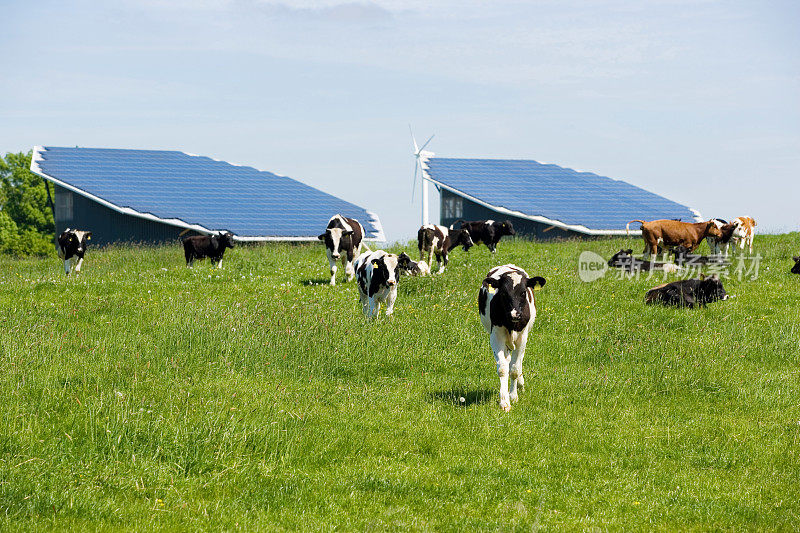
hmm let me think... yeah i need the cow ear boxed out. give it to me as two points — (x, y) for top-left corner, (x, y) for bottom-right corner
(626, 249), (632, 254)
(527, 276), (546, 290)
(317, 234), (326, 241)
(794, 256), (800, 262)
(483, 277), (500, 289)
(343, 230), (353, 236)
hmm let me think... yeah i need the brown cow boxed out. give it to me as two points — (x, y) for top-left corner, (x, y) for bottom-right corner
(626, 219), (722, 256)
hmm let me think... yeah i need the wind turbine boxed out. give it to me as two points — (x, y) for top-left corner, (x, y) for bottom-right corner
(409, 125), (435, 226)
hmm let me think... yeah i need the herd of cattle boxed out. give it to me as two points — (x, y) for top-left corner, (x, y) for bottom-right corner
(55, 213), (797, 411)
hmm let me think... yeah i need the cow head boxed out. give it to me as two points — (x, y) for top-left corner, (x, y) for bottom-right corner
(217, 232), (235, 248)
(699, 274), (728, 302)
(705, 220), (723, 238)
(791, 256), (800, 274)
(318, 228), (353, 259)
(499, 221), (516, 237)
(369, 253), (399, 295)
(397, 252), (417, 273)
(608, 249), (634, 267)
(483, 271), (546, 331)
(451, 228), (474, 252)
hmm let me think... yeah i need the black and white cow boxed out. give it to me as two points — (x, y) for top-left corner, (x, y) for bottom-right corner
(645, 275), (728, 308)
(478, 264), (546, 412)
(452, 219), (516, 253)
(182, 232), (235, 268)
(397, 252), (431, 276)
(318, 214), (365, 285)
(355, 250), (400, 318)
(417, 223), (473, 273)
(791, 256), (800, 274)
(58, 228), (92, 276)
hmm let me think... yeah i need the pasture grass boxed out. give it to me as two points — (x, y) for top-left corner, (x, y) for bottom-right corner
(1, 234), (799, 531)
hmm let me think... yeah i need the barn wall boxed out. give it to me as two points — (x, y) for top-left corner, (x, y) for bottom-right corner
(439, 189), (587, 240)
(54, 185), (194, 247)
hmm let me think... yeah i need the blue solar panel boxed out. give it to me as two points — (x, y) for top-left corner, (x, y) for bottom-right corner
(424, 157), (697, 231)
(33, 147), (383, 239)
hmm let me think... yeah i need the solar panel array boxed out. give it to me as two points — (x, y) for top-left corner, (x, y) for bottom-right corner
(424, 158), (697, 231)
(34, 147), (383, 239)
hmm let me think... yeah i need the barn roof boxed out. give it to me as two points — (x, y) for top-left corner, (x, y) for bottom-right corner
(421, 155), (700, 235)
(31, 146), (384, 241)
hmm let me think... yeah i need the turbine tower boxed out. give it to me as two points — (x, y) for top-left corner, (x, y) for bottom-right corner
(409, 125), (435, 226)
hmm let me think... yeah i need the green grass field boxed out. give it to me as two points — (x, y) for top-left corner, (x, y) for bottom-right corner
(1, 234), (799, 530)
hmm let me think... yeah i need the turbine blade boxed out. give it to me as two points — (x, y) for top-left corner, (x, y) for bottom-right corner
(419, 134), (435, 153)
(409, 124), (419, 153)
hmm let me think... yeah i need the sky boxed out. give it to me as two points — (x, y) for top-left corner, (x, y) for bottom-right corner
(1, 0), (798, 241)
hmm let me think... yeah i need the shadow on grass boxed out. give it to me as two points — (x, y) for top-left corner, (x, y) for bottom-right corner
(300, 278), (333, 286)
(428, 388), (496, 407)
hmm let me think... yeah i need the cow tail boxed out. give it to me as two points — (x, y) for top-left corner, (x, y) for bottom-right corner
(626, 220), (646, 236)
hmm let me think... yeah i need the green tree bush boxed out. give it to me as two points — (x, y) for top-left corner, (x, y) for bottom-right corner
(0, 151), (55, 256)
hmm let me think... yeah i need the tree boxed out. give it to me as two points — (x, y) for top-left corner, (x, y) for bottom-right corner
(0, 151), (55, 256)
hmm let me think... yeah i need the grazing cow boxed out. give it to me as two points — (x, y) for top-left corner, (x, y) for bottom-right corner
(397, 252), (431, 276)
(705, 220), (737, 257)
(645, 274), (728, 308)
(627, 219), (722, 256)
(318, 214), (365, 285)
(607, 249), (681, 273)
(417, 224), (473, 273)
(355, 250), (400, 318)
(452, 219), (515, 253)
(731, 216), (757, 254)
(478, 264), (546, 412)
(58, 228), (92, 276)
(182, 232), (235, 268)
(791, 256), (800, 274)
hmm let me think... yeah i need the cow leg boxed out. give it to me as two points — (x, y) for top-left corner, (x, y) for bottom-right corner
(343, 254), (355, 282)
(384, 286), (398, 317)
(428, 247), (436, 273)
(74, 257), (84, 272)
(217, 258), (223, 269)
(748, 234), (754, 254)
(63, 259), (71, 276)
(326, 250), (337, 285)
(490, 331), (512, 412)
(509, 334), (529, 404)
(368, 296), (381, 319)
(489, 242), (497, 253)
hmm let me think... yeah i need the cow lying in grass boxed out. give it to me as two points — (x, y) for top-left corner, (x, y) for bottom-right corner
(645, 274), (728, 308)
(791, 256), (800, 274)
(397, 252), (430, 276)
(479, 264), (546, 412)
(607, 249), (681, 273)
(58, 228), (92, 276)
(182, 232), (235, 268)
(355, 250), (400, 318)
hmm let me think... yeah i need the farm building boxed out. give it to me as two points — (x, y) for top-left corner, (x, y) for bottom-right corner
(30, 146), (385, 246)
(419, 154), (700, 239)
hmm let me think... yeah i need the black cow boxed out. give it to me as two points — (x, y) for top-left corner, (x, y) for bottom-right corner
(672, 246), (731, 266)
(607, 249), (680, 273)
(397, 252), (431, 276)
(58, 228), (92, 276)
(645, 275), (728, 308)
(478, 264), (546, 412)
(417, 224), (473, 273)
(355, 250), (400, 318)
(318, 214), (365, 285)
(791, 256), (800, 274)
(182, 232), (235, 268)
(452, 219), (515, 253)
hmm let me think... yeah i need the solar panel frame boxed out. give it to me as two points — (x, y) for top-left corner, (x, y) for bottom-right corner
(31, 146), (385, 241)
(422, 156), (699, 234)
